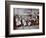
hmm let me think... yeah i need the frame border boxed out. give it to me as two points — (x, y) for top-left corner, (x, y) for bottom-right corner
(5, 1), (45, 37)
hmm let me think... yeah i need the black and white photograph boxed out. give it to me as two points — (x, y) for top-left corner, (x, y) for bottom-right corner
(14, 8), (39, 30)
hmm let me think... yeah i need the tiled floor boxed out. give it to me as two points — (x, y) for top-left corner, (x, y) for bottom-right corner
(15, 25), (39, 30)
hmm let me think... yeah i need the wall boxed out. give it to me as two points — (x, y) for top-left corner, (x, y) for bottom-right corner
(0, 0), (46, 38)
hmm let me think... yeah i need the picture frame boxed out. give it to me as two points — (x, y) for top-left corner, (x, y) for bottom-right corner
(5, 1), (45, 37)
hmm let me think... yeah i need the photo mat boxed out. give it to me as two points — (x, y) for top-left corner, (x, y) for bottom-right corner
(10, 5), (43, 35)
